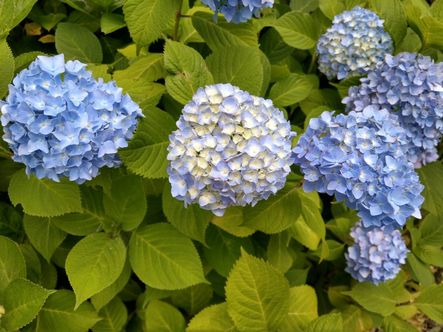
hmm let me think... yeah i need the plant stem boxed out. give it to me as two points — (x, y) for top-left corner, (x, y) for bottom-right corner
(173, 0), (184, 41)
(308, 52), (318, 74)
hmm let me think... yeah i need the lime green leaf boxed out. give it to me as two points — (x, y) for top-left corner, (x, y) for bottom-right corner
(306, 313), (343, 332)
(55, 23), (103, 63)
(415, 284), (443, 324)
(243, 182), (301, 234)
(0, 39), (14, 99)
(382, 315), (417, 332)
(341, 305), (373, 332)
(123, 0), (180, 46)
(163, 182), (212, 245)
(0, 235), (26, 292)
(113, 53), (165, 83)
(319, 0), (345, 20)
(206, 46), (265, 96)
(171, 284), (213, 316)
(266, 232), (293, 273)
(279, 285), (318, 332)
(9, 170), (82, 217)
(129, 223), (206, 290)
(269, 74), (318, 107)
(418, 162), (443, 215)
(191, 12), (258, 51)
(406, 252), (435, 286)
(345, 283), (397, 316)
(164, 40), (214, 104)
(273, 11), (319, 49)
(2, 279), (53, 331)
(145, 300), (185, 332)
(100, 13), (126, 34)
(65, 233), (126, 308)
(119, 109), (176, 178)
(103, 174), (147, 231)
(36, 290), (101, 332)
(211, 207), (255, 238)
(369, 0), (407, 46)
(226, 250), (290, 331)
(417, 214), (443, 247)
(93, 298), (127, 332)
(0, 0), (37, 37)
(187, 303), (238, 332)
(23, 215), (67, 262)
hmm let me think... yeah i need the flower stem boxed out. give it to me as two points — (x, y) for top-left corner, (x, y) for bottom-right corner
(173, 0), (184, 41)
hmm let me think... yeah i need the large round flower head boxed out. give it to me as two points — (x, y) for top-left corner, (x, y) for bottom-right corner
(317, 7), (393, 80)
(345, 221), (408, 284)
(0, 54), (143, 184)
(201, 0), (274, 23)
(293, 107), (424, 229)
(167, 83), (296, 216)
(344, 52), (443, 167)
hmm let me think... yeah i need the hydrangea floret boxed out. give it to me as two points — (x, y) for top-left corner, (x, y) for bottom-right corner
(167, 83), (296, 216)
(201, 0), (274, 23)
(0, 54), (143, 184)
(345, 221), (408, 284)
(293, 107), (424, 230)
(317, 7), (393, 80)
(344, 52), (443, 167)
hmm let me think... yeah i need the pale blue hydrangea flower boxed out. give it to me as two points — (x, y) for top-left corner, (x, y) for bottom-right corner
(0, 54), (143, 184)
(201, 0), (274, 23)
(317, 7), (393, 80)
(293, 107), (424, 229)
(345, 221), (408, 284)
(344, 52), (443, 167)
(167, 83), (296, 216)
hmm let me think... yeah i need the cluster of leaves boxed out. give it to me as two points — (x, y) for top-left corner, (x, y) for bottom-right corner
(0, 0), (442, 331)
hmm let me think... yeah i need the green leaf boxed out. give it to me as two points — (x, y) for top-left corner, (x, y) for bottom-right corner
(406, 252), (435, 286)
(163, 182), (212, 245)
(369, 0), (407, 47)
(269, 74), (318, 107)
(23, 215), (67, 262)
(36, 290), (101, 332)
(0, 39), (14, 99)
(100, 13), (126, 34)
(418, 162), (443, 215)
(319, 0), (345, 20)
(129, 223), (206, 290)
(103, 174), (147, 231)
(0, 0), (37, 37)
(65, 233), (126, 308)
(306, 313), (343, 332)
(9, 170), (82, 217)
(2, 279), (53, 331)
(119, 108), (176, 179)
(187, 303), (238, 332)
(93, 298), (127, 332)
(171, 284), (213, 316)
(211, 207), (255, 238)
(396, 28), (422, 53)
(415, 284), (443, 324)
(273, 11), (319, 49)
(341, 305), (374, 332)
(191, 12), (258, 51)
(113, 54), (165, 83)
(279, 285), (318, 332)
(164, 40), (214, 104)
(204, 225), (254, 277)
(345, 283), (396, 316)
(206, 46), (265, 96)
(225, 250), (290, 331)
(55, 23), (103, 63)
(0, 235), (26, 292)
(418, 214), (443, 246)
(243, 182), (301, 234)
(123, 0), (180, 46)
(144, 300), (185, 332)
(266, 232), (293, 273)
(382, 315), (417, 332)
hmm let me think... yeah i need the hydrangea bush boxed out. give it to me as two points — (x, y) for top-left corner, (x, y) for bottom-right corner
(0, 1), (442, 331)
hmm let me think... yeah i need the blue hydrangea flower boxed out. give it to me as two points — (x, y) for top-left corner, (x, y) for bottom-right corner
(201, 0), (274, 23)
(345, 221), (408, 284)
(344, 52), (443, 167)
(317, 7), (393, 80)
(167, 83), (296, 216)
(293, 107), (424, 229)
(0, 54), (143, 184)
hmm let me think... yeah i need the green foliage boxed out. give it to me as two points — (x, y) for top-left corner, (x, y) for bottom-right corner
(0, 0), (442, 331)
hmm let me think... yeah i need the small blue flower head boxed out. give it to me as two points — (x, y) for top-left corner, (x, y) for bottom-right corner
(167, 83), (296, 216)
(345, 221), (408, 284)
(317, 7), (393, 80)
(344, 52), (443, 167)
(201, 0), (274, 23)
(0, 54), (143, 184)
(293, 107), (424, 229)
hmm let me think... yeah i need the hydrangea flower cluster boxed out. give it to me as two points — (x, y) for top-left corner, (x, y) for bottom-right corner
(317, 7), (393, 80)
(293, 107), (424, 230)
(344, 52), (443, 167)
(201, 0), (274, 23)
(345, 221), (408, 284)
(167, 83), (296, 216)
(0, 54), (143, 184)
